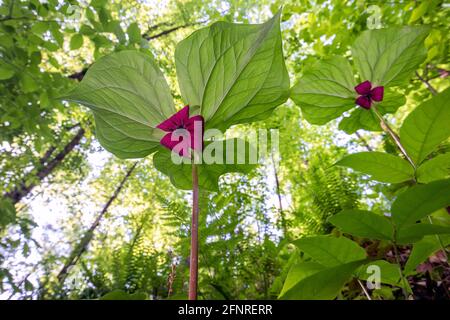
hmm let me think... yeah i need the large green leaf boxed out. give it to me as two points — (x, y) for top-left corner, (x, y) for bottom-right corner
(391, 179), (450, 228)
(291, 56), (355, 125)
(400, 88), (450, 165)
(62, 50), (175, 159)
(127, 22), (141, 44)
(356, 260), (400, 286)
(278, 262), (324, 298)
(175, 12), (289, 131)
(280, 260), (367, 300)
(70, 34), (84, 50)
(352, 26), (429, 86)
(293, 235), (366, 267)
(329, 209), (394, 241)
(153, 139), (256, 191)
(338, 89), (406, 134)
(0, 64), (15, 80)
(416, 153), (450, 183)
(335, 152), (414, 183)
(404, 235), (450, 275)
(396, 223), (450, 244)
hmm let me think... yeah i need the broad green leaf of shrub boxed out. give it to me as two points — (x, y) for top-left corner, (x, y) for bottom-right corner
(280, 260), (367, 300)
(20, 73), (39, 93)
(175, 12), (290, 131)
(356, 260), (400, 286)
(31, 21), (49, 34)
(338, 89), (406, 134)
(293, 235), (367, 267)
(329, 209), (394, 241)
(400, 88), (450, 165)
(396, 223), (450, 244)
(99, 290), (147, 300)
(106, 21), (126, 44)
(290, 56), (355, 125)
(62, 50), (175, 159)
(335, 152), (414, 183)
(416, 153), (450, 183)
(0, 198), (16, 229)
(70, 34), (84, 50)
(127, 22), (141, 44)
(0, 64), (15, 80)
(153, 139), (256, 191)
(409, 2), (430, 24)
(338, 108), (377, 134)
(391, 179), (450, 228)
(404, 235), (450, 275)
(352, 26), (429, 87)
(278, 261), (324, 298)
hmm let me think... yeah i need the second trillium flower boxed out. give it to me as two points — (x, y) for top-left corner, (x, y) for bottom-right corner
(355, 80), (384, 109)
(157, 105), (204, 157)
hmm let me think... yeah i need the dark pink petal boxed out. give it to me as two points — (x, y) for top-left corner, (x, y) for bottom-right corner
(354, 80), (372, 95)
(184, 115), (204, 131)
(185, 115), (204, 151)
(356, 96), (372, 109)
(156, 118), (178, 132)
(160, 131), (191, 157)
(157, 106), (204, 158)
(156, 105), (190, 131)
(177, 105), (190, 123)
(371, 86), (384, 102)
(160, 132), (182, 150)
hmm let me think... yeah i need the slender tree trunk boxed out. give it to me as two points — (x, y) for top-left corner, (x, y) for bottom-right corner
(39, 146), (56, 165)
(271, 151), (287, 239)
(415, 71), (438, 96)
(56, 162), (138, 285)
(188, 163), (199, 300)
(4, 127), (85, 204)
(355, 131), (373, 152)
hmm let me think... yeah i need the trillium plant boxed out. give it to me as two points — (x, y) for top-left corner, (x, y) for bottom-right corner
(63, 12), (289, 299)
(283, 26), (450, 299)
(63, 10), (450, 299)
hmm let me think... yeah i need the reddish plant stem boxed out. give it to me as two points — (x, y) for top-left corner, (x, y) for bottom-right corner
(189, 163), (199, 300)
(371, 105), (416, 169)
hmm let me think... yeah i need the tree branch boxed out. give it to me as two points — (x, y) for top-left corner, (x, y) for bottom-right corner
(67, 21), (202, 81)
(56, 162), (138, 285)
(415, 71), (438, 96)
(355, 131), (373, 152)
(143, 22), (197, 40)
(3, 127), (85, 204)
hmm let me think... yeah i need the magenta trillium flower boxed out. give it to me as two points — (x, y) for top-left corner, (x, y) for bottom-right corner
(157, 105), (204, 157)
(354, 80), (384, 109)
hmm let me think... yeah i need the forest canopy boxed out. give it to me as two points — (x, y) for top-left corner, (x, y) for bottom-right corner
(0, 0), (449, 301)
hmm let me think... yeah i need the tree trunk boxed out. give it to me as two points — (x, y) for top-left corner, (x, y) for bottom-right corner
(4, 127), (85, 205)
(271, 151), (288, 239)
(355, 131), (373, 152)
(56, 162), (138, 285)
